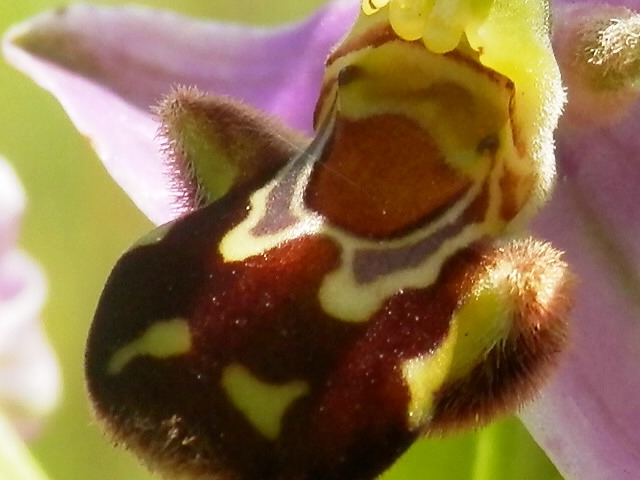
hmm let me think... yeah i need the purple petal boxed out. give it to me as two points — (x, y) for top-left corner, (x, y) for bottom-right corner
(521, 98), (640, 479)
(555, 0), (639, 8)
(0, 249), (60, 439)
(3, 2), (358, 224)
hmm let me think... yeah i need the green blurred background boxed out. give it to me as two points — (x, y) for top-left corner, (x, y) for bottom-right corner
(0, 1), (562, 479)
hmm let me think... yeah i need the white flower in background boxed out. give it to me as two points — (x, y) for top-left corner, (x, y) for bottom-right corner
(0, 157), (60, 438)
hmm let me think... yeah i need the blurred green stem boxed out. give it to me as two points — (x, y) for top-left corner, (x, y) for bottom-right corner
(0, 414), (53, 480)
(471, 425), (499, 480)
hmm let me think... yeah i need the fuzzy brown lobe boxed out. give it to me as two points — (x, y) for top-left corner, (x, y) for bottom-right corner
(430, 239), (574, 433)
(157, 87), (308, 212)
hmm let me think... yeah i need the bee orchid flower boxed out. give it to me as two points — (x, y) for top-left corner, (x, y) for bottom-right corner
(3, 1), (639, 479)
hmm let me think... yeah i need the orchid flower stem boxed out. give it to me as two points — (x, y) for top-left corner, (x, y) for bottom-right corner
(471, 425), (499, 480)
(0, 414), (53, 480)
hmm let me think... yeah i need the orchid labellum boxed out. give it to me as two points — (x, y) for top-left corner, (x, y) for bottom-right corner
(81, 2), (572, 479)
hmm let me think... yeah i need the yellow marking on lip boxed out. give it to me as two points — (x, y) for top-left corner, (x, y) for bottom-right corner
(219, 16), (537, 324)
(218, 173), (323, 263)
(402, 268), (513, 428)
(218, 125), (331, 264)
(107, 318), (192, 375)
(222, 168), (500, 324)
(402, 322), (458, 429)
(221, 364), (309, 440)
(317, 172), (492, 322)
